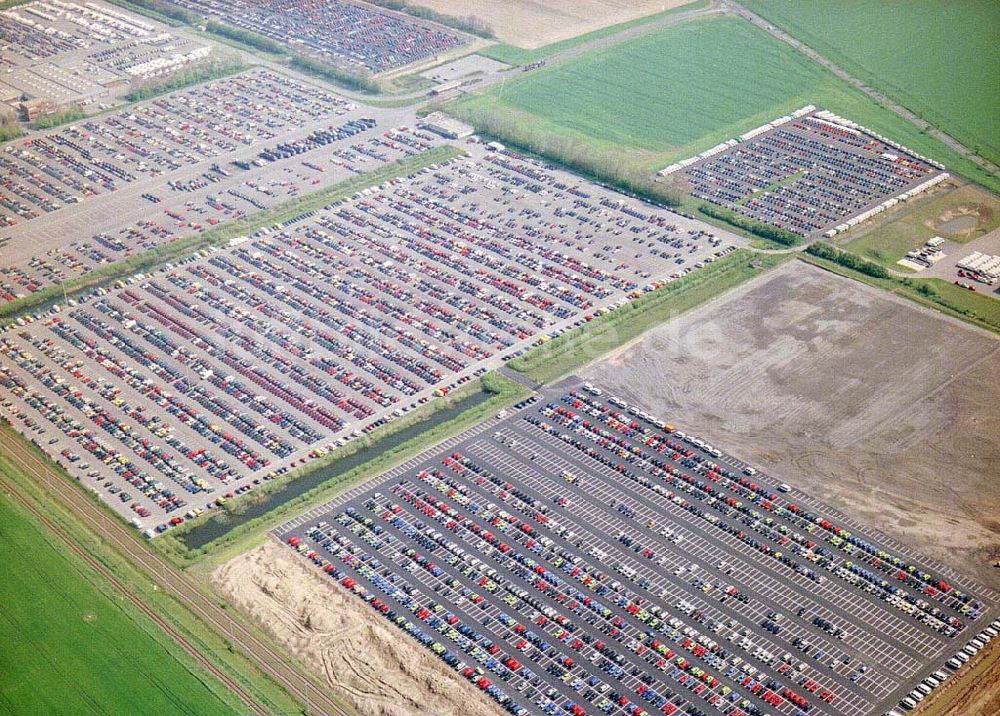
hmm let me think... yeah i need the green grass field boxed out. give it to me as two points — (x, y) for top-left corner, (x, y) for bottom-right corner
(0, 494), (240, 716)
(843, 182), (1000, 269)
(457, 15), (1000, 193)
(743, 0), (1000, 167)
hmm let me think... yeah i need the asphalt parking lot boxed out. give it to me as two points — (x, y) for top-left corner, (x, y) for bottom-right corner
(1, 0), (213, 111)
(680, 109), (945, 238)
(0, 148), (743, 531)
(164, 0), (467, 73)
(279, 379), (997, 716)
(1, 68), (425, 298)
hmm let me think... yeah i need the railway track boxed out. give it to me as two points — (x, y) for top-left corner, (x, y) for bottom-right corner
(0, 427), (352, 716)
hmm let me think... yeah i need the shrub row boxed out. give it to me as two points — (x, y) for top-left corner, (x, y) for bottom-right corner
(697, 203), (802, 246)
(364, 0), (494, 38)
(805, 242), (890, 278)
(456, 104), (685, 208)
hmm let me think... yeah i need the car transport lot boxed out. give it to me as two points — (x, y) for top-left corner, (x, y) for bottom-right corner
(212, 539), (510, 716)
(0, 67), (429, 298)
(672, 108), (945, 238)
(163, 0), (468, 73)
(1, 0), (214, 113)
(278, 380), (997, 716)
(585, 260), (1000, 593)
(0, 146), (743, 531)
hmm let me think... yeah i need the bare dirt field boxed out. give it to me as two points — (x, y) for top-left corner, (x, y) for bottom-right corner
(918, 636), (1000, 715)
(584, 259), (1000, 590)
(415, 0), (695, 48)
(212, 541), (505, 716)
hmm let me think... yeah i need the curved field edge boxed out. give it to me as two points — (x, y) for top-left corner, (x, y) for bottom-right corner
(0, 432), (315, 716)
(741, 0), (1000, 168)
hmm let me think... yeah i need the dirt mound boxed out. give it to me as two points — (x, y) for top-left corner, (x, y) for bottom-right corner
(927, 203), (992, 237)
(212, 541), (505, 716)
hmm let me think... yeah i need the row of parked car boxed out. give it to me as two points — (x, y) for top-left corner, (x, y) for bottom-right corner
(169, 0), (467, 73)
(284, 394), (912, 716)
(257, 117), (377, 163)
(686, 114), (938, 236)
(891, 618), (1000, 713)
(556, 390), (983, 627)
(1, 69), (353, 227)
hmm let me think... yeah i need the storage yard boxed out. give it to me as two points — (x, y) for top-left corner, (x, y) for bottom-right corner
(666, 108), (946, 238)
(455, 13), (975, 185)
(163, 0), (468, 73)
(276, 380), (998, 716)
(0, 145), (743, 531)
(839, 180), (1000, 273)
(0, 68), (422, 298)
(1, 1), (998, 713)
(584, 260), (1000, 591)
(0, 0), (214, 117)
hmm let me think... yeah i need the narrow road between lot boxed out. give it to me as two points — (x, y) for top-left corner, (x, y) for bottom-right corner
(728, 1), (1000, 179)
(0, 427), (353, 716)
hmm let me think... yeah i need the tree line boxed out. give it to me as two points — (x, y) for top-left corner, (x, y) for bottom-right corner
(697, 203), (801, 246)
(806, 242), (890, 278)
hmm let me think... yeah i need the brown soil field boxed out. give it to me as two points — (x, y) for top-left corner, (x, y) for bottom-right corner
(583, 259), (1000, 590)
(917, 635), (1000, 715)
(414, 0), (695, 49)
(212, 540), (506, 716)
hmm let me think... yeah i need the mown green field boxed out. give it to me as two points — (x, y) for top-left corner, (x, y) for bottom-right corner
(457, 16), (1000, 193)
(0, 494), (240, 716)
(743, 0), (1000, 167)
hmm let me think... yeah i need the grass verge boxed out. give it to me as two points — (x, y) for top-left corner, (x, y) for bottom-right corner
(459, 15), (1000, 194)
(508, 250), (793, 384)
(31, 105), (86, 130)
(697, 203), (801, 246)
(0, 427), (310, 716)
(800, 253), (1000, 334)
(0, 144), (465, 323)
(0, 114), (21, 143)
(155, 374), (528, 568)
(103, 0), (191, 25)
(126, 56), (249, 102)
(841, 181), (1000, 270)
